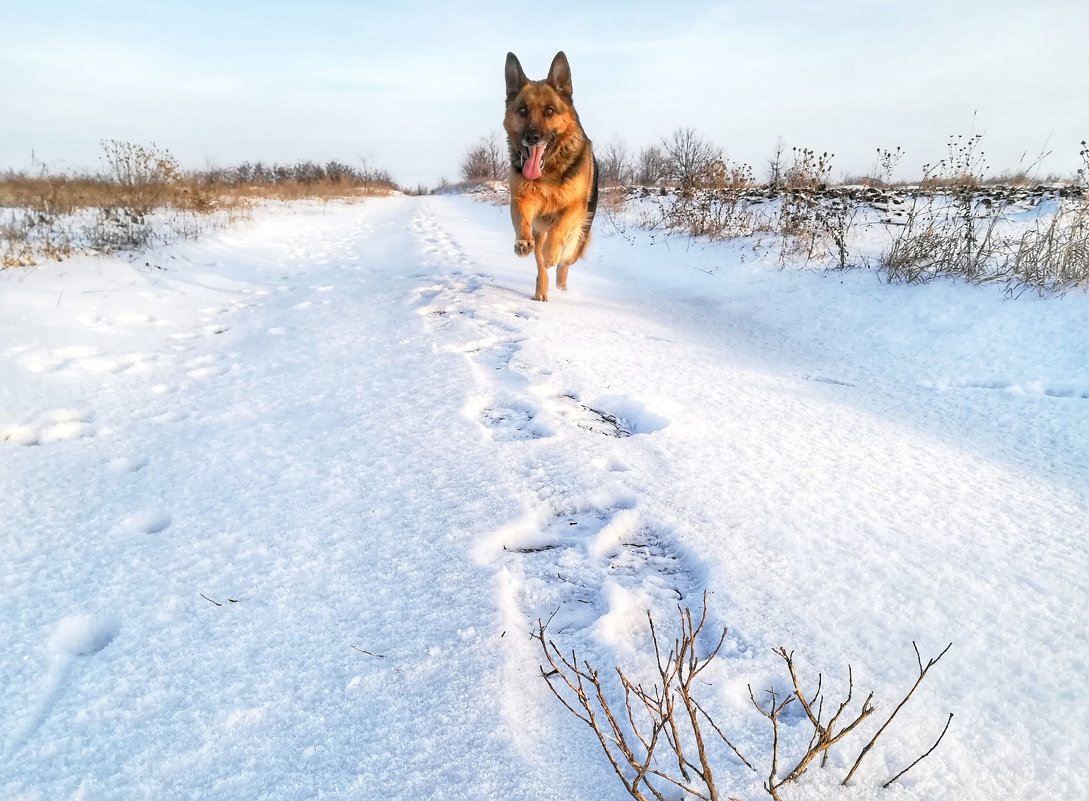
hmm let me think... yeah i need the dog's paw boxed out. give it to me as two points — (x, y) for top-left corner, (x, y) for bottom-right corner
(514, 239), (534, 257)
(532, 292), (549, 302)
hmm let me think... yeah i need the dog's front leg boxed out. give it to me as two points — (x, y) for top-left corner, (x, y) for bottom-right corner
(510, 199), (536, 257)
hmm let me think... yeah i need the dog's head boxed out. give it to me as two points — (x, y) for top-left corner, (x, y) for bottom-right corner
(504, 51), (579, 181)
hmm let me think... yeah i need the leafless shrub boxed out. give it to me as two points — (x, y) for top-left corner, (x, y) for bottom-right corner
(536, 594), (752, 801)
(778, 149), (858, 268)
(652, 189), (772, 242)
(459, 134), (506, 182)
(1009, 199), (1089, 294)
(766, 138), (787, 189)
(870, 146), (905, 188)
(537, 594), (953, 801)
(100, 139), (182, 189)
(881, 133), (1008, 283)
(662, 128), (723, 190)
(636, 145), (668, 187)
(1, 142), (398, 265)
(920, 134), (989, 190)
(600, 139), (635, 187)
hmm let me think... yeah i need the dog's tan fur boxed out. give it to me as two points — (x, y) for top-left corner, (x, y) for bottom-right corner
(504, 51), (598, 301)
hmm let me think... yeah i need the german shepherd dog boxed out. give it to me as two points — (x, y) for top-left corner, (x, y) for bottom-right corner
(504, 51), (598, 301)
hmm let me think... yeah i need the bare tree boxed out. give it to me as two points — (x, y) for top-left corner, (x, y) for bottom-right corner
(599, 138), (634, 187)
(635, 145), (668, 186)
(459, 134), (506, 181)
(661, 128), (722, 189)
(766, 137), (787, 188)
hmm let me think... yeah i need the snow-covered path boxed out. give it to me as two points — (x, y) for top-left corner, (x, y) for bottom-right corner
(2, 195), (1087, 801)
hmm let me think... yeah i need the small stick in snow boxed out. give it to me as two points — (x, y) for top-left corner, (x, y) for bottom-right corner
(882, 712), (954, 789)
(842, 641), (952, 786)
(199, 593), (222, 606)
(351, 645), (385, 658)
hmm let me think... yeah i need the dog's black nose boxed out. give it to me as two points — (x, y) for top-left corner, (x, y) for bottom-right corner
(524, 129), (541, 145)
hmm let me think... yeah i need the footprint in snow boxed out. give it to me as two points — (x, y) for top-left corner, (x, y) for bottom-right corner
(184, 353), (229, 380)
(1, 409), (95, 447)
(933, 377), (1089, 399)
(480, 399), (553, 441)
(488, 501), (703, 637)
(9, 614), (120, 749)
(120, 509), (172, 534)
(50, 613), (119, 657)
(108, 455), (149, 473)
(554, 393), (670, 438)
(151, 409), (189, 424)
(468, 338), (526, 372)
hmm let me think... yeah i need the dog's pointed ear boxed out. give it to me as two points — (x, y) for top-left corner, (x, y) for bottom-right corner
(547, 51), (572, 98)
(505, 52), (528, 102)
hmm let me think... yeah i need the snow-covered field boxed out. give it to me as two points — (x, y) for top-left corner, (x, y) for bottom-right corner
(2, 194), (1087, 801)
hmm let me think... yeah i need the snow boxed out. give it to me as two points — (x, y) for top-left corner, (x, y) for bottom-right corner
(2, 194), (1087, 801)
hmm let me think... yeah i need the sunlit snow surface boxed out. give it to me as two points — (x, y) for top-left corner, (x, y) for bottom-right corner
(2, 196), (1087, 800)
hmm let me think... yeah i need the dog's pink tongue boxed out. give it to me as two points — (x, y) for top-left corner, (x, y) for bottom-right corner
(523, 144), (546, 180)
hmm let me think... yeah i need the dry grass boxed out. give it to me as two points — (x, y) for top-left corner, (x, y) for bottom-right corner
(601, 132), (1089, 293)
(1, 141), (398, 266)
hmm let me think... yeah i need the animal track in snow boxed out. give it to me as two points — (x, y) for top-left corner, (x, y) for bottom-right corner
(120, 509), (172, 534)
(553, 392), (670, 437)
(484, 501), (699, 637)
(50, 613), (119, 657)
(409, 244), (704, 668)
(151, 409), (189, 424)
(410, 204), (473, 268)
(556, 395), (635, 438)
(479, 399), (552, 441)
(1, 408), (95, 446)
(108, 455), (149, 473)
(933, 378), (1089, 399)
(468, 338), (527, 372)
(184, 353), (230, 380)
(12, 345), (152, 376)
(10, 613), (120, 748)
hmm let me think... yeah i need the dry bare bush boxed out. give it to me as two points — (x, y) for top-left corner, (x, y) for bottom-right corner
(649, 189), (773, 243)
(536, 594), (953, 801)
(881, 133), (1008, 284)
(1, 142), (398, 265)
(662, 128), (723, 190)
(600, 139), (635, 187)
(871, 146), (904, 188)
(1010, 198), (1089, 294)
(636, 145), (669, 187)
(459, 135), (506, 182)
(778, 149), (858, 268)
(766, 138), (787, 189)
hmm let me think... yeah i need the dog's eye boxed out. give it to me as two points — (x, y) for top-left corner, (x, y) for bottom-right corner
(544, 107), (555, 117)
(518, 106), (528, 116)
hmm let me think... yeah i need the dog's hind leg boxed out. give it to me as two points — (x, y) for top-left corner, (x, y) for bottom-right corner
(556, 262), (570, 292)
(548, 209), (590, 294)
(533, 246), (551, 302)
(557, 231), (592, 291)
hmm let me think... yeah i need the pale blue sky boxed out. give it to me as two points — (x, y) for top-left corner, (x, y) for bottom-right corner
(2, 0), (1087, 185)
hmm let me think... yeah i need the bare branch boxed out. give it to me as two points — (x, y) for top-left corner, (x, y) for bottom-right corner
(883, 713), (954, 789)
(692, 696), (756, 771)
(843, 642), (953, 786)
(535, 601), (953, 801)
